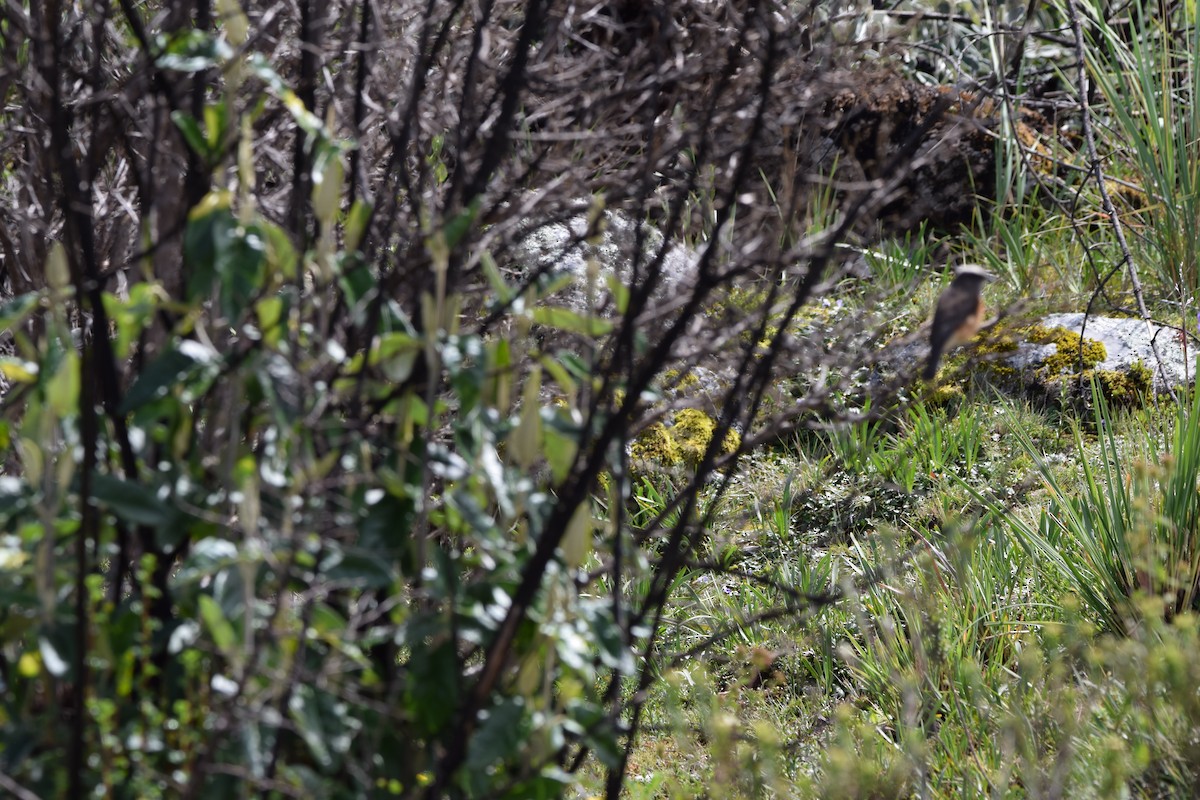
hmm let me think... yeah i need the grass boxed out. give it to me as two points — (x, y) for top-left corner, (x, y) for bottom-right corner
(620, 369), (1200, 795)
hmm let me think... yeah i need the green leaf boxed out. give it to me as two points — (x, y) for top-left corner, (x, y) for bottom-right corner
(245, 53), (286, 94)
(119, 344), (204, 415)
(481, 251), (513, 304)
(255, 296), (285, 347)
(543, 418), (579, 484)
(338, 262), (376, 311)
(197, 594), (237, 657)
(466, 698), (526, 771)
(0, 293), (38, 333)
(91, 473), (172, 528)
(218, 221), (267, 322)
(539, 353), (576, 396)
(319, 546), (396, 589)
(289, 684), (334, 769)
(443, 198), (482, 249)
(261, 220), (297, 279)
(156, 30), (233, 72)
(359, 491), (415, 572)
(561, 502), (592, 568)
(176, 538), (240, 584)
(344, 199), (373, 253)
(103, 283), (160, 360)
(0, 357), (38, 383)
(531, 306), (612, 337)
(184, 193), (267, 321)
(171, 111), (212, 164)
(202, 100), (228, 154)
(371, 332), (421, 383)
(311, 150), (344, 226)
(405, 635), (459, 736)
(604, 271), (631, 315)
(184, 191), (235, 301)
(45, 348), (79, 417)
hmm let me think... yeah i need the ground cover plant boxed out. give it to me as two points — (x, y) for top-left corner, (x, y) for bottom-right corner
(2, 0), (1200, 798)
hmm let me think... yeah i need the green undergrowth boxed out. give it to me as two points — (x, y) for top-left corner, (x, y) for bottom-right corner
(606, 367), (1200, 798)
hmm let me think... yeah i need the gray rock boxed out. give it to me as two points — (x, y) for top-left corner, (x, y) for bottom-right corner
(509, 208), (697, 318)
(1011, 313), (1194, 392)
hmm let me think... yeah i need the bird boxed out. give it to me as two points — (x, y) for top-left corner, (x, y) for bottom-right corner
(923, 264), (995, 381)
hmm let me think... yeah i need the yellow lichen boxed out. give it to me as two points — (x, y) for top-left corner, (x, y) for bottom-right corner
(1018, 325), (1152, 408)
(1026, 325), (1107, 375)
(1093, 360), (1153, 404)
(630, 422), (680, 465)
(672, 409), (715, 466)
(630, 410), (741, 471)
(671, 409), (741, 466)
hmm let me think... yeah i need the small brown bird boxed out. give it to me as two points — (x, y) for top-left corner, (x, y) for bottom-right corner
(924, 264), (995, 380)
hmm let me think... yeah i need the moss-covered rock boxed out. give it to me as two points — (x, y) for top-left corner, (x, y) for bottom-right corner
(672, 408), (741, 466)
(630, 409), (741, 474)
(1007, 323), (1152, 409)
(630, 422), (681, 466)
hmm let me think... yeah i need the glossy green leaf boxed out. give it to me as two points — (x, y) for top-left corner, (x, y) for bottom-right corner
(181, 191), (267, 320)
(373, 333), (421, 383)
(466, 698), (526, 772)
(119, 346), (199, 414)
(171, 111), (212, 163)
(91, 473), (172, 528)
(319, 547), (396, 589)
(184, 191), (235, 302)
(255, 295), (285, 347)
(218, 221), (266, 321)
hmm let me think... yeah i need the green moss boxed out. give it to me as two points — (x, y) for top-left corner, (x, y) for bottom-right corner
(927, 380), (965, 406)
(631, 422), (681, 465)
(630, 410), (741, 471)
(672, 409), (741, 466)
(1025, 325), (1107, 374)
(1017, 326), (1152, 408)
(672, 409), (715, 466)
(710, 286), (772, 317)
(1126, 360), (1154, 393)
(1092, 360), (1153, 404)
(975, 331), (1020, 358)
(661, 368), (702, 393)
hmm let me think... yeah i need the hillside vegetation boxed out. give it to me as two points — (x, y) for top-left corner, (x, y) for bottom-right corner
(2, 1), (1200, 798)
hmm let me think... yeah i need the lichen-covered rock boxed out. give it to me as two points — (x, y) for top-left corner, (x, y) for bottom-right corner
(508, 207), (697, 319)
(629, 408), (741, 475)
(1009, 313), (1190, 396)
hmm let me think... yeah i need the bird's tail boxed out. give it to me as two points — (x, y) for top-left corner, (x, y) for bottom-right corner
(923, 348), (942, 381)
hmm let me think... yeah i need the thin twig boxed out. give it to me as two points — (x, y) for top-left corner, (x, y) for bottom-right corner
(1067, 0), (1178, 402)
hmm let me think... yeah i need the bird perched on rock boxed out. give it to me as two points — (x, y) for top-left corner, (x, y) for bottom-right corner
(924, 264), (995, 380)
